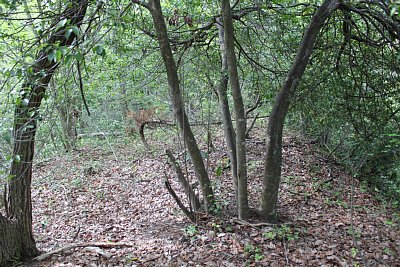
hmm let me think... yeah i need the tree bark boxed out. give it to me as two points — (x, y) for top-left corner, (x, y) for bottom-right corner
(222, 0), (249, 219)
(57, 92), (80, 151)
(58, 106), (79, 150)
(215, 17), (238, 203)
(1, 1), (89, 265)
(146, 0), (215, 213)
(166, 150), (201, 211)
(260, 0), (339, 222)
(51, 71), (80, 151)
(0, 211), (23, 265)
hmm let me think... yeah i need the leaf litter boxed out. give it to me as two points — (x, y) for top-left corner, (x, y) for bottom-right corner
(21, 126), (400, 266)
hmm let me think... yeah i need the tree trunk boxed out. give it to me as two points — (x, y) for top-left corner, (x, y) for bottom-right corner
(58, 105), (79, 151)
(0, 1), (89, 265)
(216, 17), (238, 202)
(260, 0), (339, 222)
(147, 0), (215, 213)
(51, 68), (80, 151)
(56, 84), (80, 151)
(221, 0), (249, 219)
(0, 214), (21, 265)
(166, 150), (201, 211)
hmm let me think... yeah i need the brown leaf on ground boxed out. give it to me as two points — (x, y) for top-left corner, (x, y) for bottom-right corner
(22, 126), (400, 266)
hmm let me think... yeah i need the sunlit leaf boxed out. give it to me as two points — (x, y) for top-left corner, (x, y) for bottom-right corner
(56, 18), (68, 30)
(64, 28), (73, 39)
(21, 98), (29, 106)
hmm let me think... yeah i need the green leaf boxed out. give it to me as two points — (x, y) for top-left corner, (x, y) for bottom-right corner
(56, 18), (68, 30)
(71, 26), (80, 36)
(21, 98), (29, 106)
(64, 28), (73, 39)
(93, 45), (106, 56)
(47, 50), (56, 62)
(255, 254), (263, 261)
(64, 54), (72, 65)
(55, 49), (62, 62)
(390, 6), (398, 17)
(215, 166), (222, 177)
(60, 46), (68, 56)
(75, 52), (84, 62)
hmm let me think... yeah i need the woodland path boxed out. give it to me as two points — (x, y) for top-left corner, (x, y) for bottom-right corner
(21, 127), (400, 266)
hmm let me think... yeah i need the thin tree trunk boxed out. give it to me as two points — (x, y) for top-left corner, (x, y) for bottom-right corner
(51, 70), (80, 151)
(166, 150), (201, 211)
(146, 0), (215, 213)
(58, 106), (79, 151)
(216, 17), (238, 201)
(260, 0), (339, 222)
(57, 88), (80, 151)
(0, 1), (89, 265)
(222, 0), (249, 219)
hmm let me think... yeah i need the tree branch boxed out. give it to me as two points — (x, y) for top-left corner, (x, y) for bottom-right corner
(33, 242), (136, 261)
(164, 174), (196, 223)
(131, 0), (150, 10)
(77, 61), (90, 116)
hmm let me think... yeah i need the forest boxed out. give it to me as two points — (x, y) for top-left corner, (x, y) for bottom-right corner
(0, 0), (399, 266)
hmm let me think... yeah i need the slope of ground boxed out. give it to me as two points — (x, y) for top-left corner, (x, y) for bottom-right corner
(20, 126), (400, 266)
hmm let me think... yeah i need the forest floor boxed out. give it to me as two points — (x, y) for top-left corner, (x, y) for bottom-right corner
(20, 126), (400, 266)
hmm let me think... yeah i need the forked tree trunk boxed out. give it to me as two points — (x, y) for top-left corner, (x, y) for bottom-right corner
(215, 17), (238, 201)
(260, 0), (339, 222)
(145, 0), (215, 213)
(221, 0), (249, 219)
(0, 1), (88, 265)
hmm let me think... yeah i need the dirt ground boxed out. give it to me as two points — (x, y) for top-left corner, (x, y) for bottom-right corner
(16, 127), (400, 266)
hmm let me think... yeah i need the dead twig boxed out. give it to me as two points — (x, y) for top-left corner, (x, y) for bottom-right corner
(77, 61), (91, 116)
(283, 240), (290, 266)
(142, 255), (162, 263)
(232, 218), (293, 228)
(33, 242), (136, 261)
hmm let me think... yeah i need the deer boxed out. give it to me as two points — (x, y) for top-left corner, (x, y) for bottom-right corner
(125, 108), (155, 134)
(124, 108), (157, 147)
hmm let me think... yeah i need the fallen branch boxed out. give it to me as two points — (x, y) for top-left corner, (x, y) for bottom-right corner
(142, 255), (162, 263)
(232, 218), (292, 228)
(77, 132), (121, 139)
(142, 117), (268, 128)
(33, 242), (135, 261)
